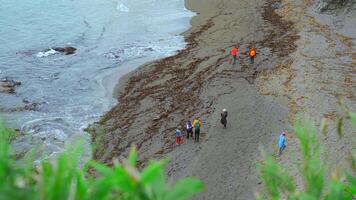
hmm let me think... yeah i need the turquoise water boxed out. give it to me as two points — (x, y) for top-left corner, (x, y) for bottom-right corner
(0, 0), (194, 158)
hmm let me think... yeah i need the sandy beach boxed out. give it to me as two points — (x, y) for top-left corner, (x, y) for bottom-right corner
(88, 0), (355, 199)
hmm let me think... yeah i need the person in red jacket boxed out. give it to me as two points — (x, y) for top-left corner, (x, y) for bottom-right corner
(230, 47), (238, 65)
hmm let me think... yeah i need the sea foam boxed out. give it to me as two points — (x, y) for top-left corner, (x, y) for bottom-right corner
(36, 49), (57, 58)
(117, 1), (129, 12)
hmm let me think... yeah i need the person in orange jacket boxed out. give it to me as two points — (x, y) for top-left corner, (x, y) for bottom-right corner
(230, 46), (238, 65)
(248, 47), (256, 64)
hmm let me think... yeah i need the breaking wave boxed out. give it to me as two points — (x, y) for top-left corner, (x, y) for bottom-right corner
(36, 49), (58, 58)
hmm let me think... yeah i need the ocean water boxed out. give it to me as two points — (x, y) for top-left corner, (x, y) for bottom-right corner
(0, 0), (194, 159)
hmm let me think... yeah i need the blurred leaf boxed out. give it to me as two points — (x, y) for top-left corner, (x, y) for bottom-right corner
(39, 160), (53, 198)
(255, 193), (263, 200)
(48, 153), (72, 200)
(349, 112), (356, 125)
(21, 147), (37, 177)
(74, 171), (87, 200)
(344, 173), (356, 195)
(336, 116), (344, 138)
(164, 177), (203, 200)
(141, 159), (168, 185)
(258, 156), (296, 199)
(295, 120), (325, 198)
(147, 164), (166, 198)
(320, 118), (328, 135)
(88, 177), (113, 200)
(89, 161), (114, 177)
(128, 145), (138, 168)
(298, 193), (317, 200)
(112, 164), (137, 192)
(325, 175), (346, 200)
(0, 121), (10, 157)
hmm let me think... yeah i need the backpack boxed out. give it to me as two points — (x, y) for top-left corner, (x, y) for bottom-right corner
(195, 122), (201, 131)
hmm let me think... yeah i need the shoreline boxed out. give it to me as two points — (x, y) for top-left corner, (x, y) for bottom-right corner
(101, 3), (197, 101)
(101, 57), (161, 100)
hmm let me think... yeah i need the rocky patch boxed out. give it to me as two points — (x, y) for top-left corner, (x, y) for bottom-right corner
(53, 46), (77, 55)
(315, 0), (355, 12)
(0, 102), (41, 112)
(0, 77), (21, 94)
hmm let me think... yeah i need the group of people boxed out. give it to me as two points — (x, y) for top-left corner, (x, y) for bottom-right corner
(230, 46), (257, 65)
(175, 46), (288, 155)
(175, 111), (287, 156)
(175, 117), (202, 145)
(175, 109), (229, 145)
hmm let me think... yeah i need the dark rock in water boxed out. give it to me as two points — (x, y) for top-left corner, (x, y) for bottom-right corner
(23, 99), (30, 104)
(53, 46), (77, 55)
(24, 102), (41, 111)
(144, 47), (154, 52)
(1, 77), (21, 86)
(0, 86), (15, 94)
(315, 0), (355, 12)
(1, 102), (41, 112)
(0, 77), (21, 94)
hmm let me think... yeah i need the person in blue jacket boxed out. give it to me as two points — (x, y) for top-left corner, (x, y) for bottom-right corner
(278, 131), (287, 155)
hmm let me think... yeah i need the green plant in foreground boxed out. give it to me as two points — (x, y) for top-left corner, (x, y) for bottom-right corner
(0, 122), (203, 200)
(257, 112), (356, 200)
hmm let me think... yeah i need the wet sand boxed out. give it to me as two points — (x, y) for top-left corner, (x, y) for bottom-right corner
(88, 0), (355, 199)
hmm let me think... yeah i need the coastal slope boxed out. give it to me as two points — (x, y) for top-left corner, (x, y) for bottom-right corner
(88, 0), (355, 199)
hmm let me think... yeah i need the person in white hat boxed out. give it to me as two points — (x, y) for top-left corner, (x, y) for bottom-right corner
(220, 108), (228, 128)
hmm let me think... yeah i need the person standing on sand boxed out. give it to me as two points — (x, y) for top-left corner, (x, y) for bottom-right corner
(220, 108), (228, 128)
(278, 131), (287, 155)
(230, 46), (238, 65)
(186, 120), (193, 139)
(248, 47), (256, 64)
(193, 117), (202, 143)
(176, 128), (182, 145)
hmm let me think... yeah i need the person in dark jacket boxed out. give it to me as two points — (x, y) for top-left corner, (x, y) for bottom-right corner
(186, 120), (193, 139)
(220, 108), (228, 128)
